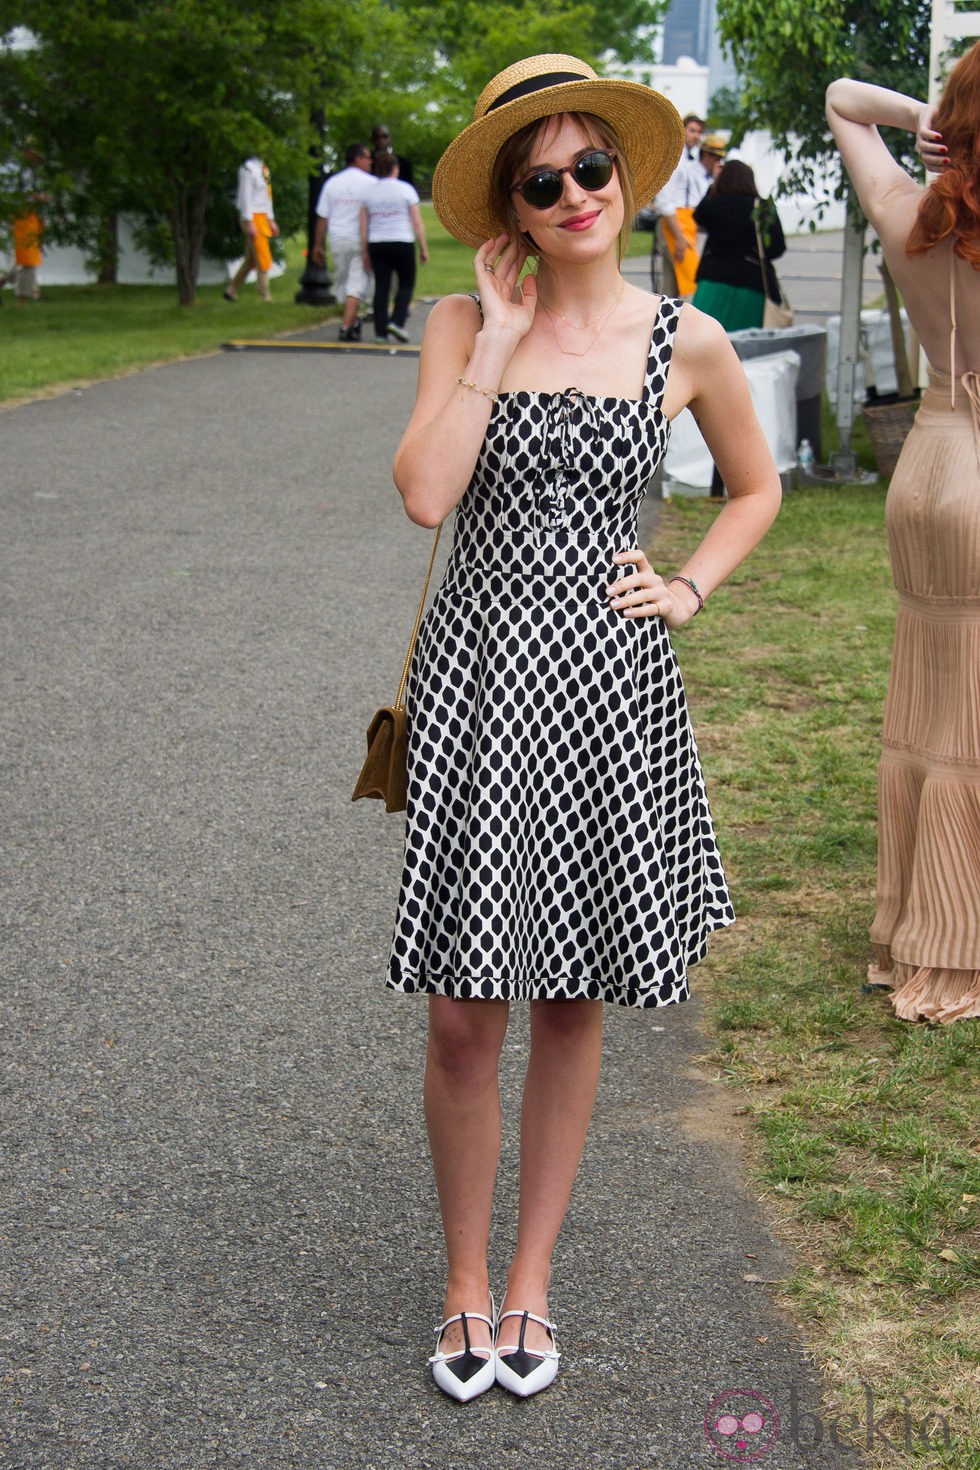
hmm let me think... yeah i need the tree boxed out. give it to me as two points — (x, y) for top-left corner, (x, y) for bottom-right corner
(716, 0), (930, 203)
(0, 0), (668, 300)
(313, 0), (670, 187)
(0, 0), (415, 304)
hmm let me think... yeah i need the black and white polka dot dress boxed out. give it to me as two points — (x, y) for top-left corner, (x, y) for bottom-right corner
(386, 297), (734, 1009)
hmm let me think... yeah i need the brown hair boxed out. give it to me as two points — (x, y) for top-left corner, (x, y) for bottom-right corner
(713, 159), (758, 198)
(489, 111), (637, 261)
(374, 150), (398, 179)
(907, 40), (980, 266)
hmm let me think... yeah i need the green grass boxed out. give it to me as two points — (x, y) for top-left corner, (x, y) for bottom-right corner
(652, 485), (979, 1469)
(0, 232), (337, 404)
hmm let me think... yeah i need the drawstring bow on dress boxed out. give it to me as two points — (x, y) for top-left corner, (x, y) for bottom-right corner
(535, 388), (600, 529)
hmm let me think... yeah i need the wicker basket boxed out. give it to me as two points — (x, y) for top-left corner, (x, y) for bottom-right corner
(861, 395), (920, 476)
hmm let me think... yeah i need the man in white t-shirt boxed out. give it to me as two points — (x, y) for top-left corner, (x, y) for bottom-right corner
(313, 144), (377, 341)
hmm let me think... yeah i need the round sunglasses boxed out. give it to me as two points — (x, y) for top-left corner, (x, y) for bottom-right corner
(511, 148), (617, 211)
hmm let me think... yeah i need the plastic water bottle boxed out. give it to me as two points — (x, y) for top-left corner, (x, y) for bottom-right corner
(797, 438), (815, 476)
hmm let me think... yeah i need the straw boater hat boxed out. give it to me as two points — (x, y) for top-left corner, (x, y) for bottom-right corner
(700, 132), (728, 158)
(432, 53), (684, 248)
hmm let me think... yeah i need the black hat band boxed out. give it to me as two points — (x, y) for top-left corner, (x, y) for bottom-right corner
(485, 71), (587, 114)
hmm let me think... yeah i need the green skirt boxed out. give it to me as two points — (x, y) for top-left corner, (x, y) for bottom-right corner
(692, 280), (765, 332)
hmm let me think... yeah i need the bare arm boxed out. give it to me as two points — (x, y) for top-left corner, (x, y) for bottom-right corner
(654, 173), (693, 261)
(661, 210), (691, 262)
(360, 204), (370, 269)
(825, 78), (927, 227)
(608, 308), (782, 628)
(393, 233), (536, 526)
(312, 215), (327, 266)
(409, 202), (428, 265)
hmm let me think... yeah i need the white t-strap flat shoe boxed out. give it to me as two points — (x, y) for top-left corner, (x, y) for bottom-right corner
(494, 1308), (560, 1398)
(429, 1301), (496, 1402)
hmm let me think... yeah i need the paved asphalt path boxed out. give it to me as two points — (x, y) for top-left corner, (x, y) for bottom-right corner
(2, 300), (863, 1470)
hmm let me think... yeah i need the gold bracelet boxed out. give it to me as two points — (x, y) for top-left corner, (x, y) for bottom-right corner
(456, 376), (499, 403)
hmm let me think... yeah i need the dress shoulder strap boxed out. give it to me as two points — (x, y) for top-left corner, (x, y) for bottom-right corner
(643, 295), (684, 405)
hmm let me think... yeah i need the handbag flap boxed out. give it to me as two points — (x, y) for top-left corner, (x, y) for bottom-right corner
(351, 705), (408, 812)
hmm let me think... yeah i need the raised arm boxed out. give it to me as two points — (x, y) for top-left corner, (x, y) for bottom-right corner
(824, 78), (928, 225)
(393, 233), (537, 526)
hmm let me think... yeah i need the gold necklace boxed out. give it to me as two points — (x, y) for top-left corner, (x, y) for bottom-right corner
(539, 278), (625, 358)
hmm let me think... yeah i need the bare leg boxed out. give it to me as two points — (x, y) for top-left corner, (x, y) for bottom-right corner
(500, 999), (604, 1353)
(424, 995), (510, 1357)
(226, 236), (258, 298)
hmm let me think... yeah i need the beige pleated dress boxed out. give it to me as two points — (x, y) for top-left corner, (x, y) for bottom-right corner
(868, 335), (980, 1022)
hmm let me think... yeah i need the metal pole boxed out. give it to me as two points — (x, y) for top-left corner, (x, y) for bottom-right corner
(295, 107), (335, 307)
(831, 195), (865, 479)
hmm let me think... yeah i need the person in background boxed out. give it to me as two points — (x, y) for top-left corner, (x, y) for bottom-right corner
(360, 152), (427, 343)
(650, 112), (706, 296)
(10, 205), (44, 304)
(698, 134), (728, 186)
(312, 144), (377, 341)
(3, 143), (48, 305)
(224, 156), (278, 302)
(826, 49), (980, 1023)
(693, 159), (786, 331)
(371, 124), (414, 188)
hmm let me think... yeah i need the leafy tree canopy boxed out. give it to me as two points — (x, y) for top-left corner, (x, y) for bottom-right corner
(716, 0), (930, 202)
(0, 0), (363, 299)
(319, 0), (667, 180)
(0, 0), (667, 300)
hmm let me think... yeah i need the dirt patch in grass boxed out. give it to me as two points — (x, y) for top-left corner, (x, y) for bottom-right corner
(675, 1060), (754, 1153)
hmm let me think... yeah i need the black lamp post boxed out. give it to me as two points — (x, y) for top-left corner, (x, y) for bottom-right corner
(295, 107), (335, 306)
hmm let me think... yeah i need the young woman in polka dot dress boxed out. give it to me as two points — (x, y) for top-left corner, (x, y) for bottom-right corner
(386, 55), (782, 1401)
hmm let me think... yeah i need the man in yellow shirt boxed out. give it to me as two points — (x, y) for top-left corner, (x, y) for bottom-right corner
(11, 209), (43, 303)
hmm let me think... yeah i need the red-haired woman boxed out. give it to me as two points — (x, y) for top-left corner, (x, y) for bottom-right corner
(826, 48), (980, 1023)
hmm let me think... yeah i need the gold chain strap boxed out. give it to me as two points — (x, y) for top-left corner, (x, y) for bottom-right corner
(395, 524), (443, 709)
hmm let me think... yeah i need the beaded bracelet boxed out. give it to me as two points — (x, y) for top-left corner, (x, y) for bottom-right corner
(669, 574), (704, 613)
(456, 375), (500, 403)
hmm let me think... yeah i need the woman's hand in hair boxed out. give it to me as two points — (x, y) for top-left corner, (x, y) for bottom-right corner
(475, 233), (537, 342)
(916, 106), (950, 172)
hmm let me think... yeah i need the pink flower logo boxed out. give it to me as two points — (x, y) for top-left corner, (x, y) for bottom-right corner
(704, 1389), (781, 1462)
